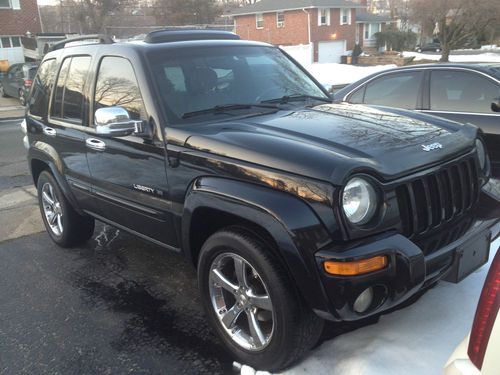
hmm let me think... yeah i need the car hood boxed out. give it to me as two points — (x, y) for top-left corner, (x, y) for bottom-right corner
(168, 103), (478, 185)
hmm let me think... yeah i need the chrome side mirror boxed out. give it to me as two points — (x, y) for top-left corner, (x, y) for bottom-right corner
(94, 106), (143, 137)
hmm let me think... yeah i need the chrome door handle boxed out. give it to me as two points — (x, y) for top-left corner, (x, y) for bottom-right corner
(43, 127), (57, 137)
(85, 138), (106, 151)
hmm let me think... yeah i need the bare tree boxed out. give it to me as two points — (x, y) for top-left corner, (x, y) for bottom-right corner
(410, 0), (500, 61)
(154, 0), (221, 25)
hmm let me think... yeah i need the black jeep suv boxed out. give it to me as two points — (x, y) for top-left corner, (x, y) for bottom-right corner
(24, 31), (500, 371)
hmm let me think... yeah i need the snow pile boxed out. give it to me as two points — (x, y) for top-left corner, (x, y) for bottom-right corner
(303, 63), (397, 87)
(403, 51), (500, 62)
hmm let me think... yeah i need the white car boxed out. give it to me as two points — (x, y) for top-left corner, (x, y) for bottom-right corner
(444, 248), (500, 375)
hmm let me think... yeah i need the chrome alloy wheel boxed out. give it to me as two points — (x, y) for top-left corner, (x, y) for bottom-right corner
(209, 253), (274, 351)
(41, 182), (63, 236)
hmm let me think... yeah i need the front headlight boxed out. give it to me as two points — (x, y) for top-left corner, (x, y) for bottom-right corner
(476, 139), (487, 172)
(342, 177), (378, 225)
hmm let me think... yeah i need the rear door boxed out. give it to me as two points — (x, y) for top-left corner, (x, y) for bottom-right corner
(85, 55), (177, 248)
(422, 69), (500, 176)
(46, 55), (96, 209)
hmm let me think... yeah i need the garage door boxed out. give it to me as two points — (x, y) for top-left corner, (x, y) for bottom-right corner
(318, 40), (346, 63)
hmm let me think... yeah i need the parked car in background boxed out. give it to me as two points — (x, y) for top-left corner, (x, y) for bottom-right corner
(0, 62), (39, 105)
(415, 42), (441, 52)
(334, 64), (500, 177)
(444, 248), (500, 375)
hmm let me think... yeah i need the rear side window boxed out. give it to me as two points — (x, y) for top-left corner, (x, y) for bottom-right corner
(430, 70), (500, 114)
(51, 56), (91, 124)
(363, 71), (422, 109)
(29, 59), (57, 118)
(94, 56), (146, 121)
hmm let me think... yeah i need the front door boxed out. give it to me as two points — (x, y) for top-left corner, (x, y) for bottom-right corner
(423, 69), (500, 176)
(85, 55), (177, 249)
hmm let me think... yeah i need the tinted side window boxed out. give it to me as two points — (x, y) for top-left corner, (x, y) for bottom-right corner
(51, 56), (91, 124)
(363, 71), (422, 109)
(94, 56), (146, 121)
(430, 70), (500, 114)
(63, 56), (91, 123)
(29, 59), (57, 118)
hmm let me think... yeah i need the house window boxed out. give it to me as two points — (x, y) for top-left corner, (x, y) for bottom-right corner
(276, 11), (285, 28)
(340, 8), (351, 25)
(256, 13), (264, 29)
(11, 36), (21, 47)
(318, 8), (330, 26)
(1, 37), (11, 48)
(0, 0), (11, 8)
(365, 23), (381, 39)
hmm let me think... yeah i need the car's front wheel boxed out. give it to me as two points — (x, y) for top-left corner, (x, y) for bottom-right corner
(198, 227), (323, 371)
(37, 171), (95, 247)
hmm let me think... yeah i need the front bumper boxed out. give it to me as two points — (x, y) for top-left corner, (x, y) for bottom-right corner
(315, 183), (500, 321)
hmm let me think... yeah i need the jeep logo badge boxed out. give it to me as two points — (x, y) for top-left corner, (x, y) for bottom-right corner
(421, 142), (443, 152)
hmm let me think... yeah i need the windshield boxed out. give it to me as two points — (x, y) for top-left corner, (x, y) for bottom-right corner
(148, 45), (328, 124)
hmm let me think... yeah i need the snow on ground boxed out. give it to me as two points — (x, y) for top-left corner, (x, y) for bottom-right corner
(304, 63), (397, 87)
(403, 51), (500, 63)
(238, 237), (500, 375)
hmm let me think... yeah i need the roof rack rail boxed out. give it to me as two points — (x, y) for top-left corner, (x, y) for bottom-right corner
(144, 29), (240, 44)
(48, 34), (114, 52)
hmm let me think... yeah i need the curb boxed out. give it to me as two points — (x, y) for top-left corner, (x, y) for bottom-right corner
(0, 106), (24, 112)
(0, 116), (24, 121)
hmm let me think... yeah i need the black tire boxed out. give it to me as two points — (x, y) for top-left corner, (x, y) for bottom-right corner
(37, 170), (94, 247)
(198, 227), (324, 372)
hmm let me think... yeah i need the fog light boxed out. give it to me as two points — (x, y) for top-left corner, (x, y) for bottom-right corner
(353, 287), (374, 313)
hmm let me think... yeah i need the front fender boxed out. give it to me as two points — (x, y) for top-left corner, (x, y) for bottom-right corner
(182, 176), (337, 318)
(28, 142), (84, 215)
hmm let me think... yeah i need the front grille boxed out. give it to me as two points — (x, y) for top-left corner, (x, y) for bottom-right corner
(396, 155), (480, 238)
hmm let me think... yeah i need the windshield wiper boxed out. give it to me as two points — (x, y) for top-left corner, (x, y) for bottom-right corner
(182, 103), (279, 119)
(261, 94), (332, 104)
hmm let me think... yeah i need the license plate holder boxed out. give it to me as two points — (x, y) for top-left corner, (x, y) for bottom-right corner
(443, 231), (491, 283)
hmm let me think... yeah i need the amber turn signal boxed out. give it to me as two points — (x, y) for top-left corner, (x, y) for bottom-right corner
(324, 255), (388, 276)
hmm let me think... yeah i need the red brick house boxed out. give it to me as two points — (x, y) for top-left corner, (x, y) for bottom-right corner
(0, 0), (42, 66)
(226, 0), (391, 63)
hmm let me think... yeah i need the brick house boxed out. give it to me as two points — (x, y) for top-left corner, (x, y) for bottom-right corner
(226, 0), (391, 63)
(0, 0), (42, 66)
